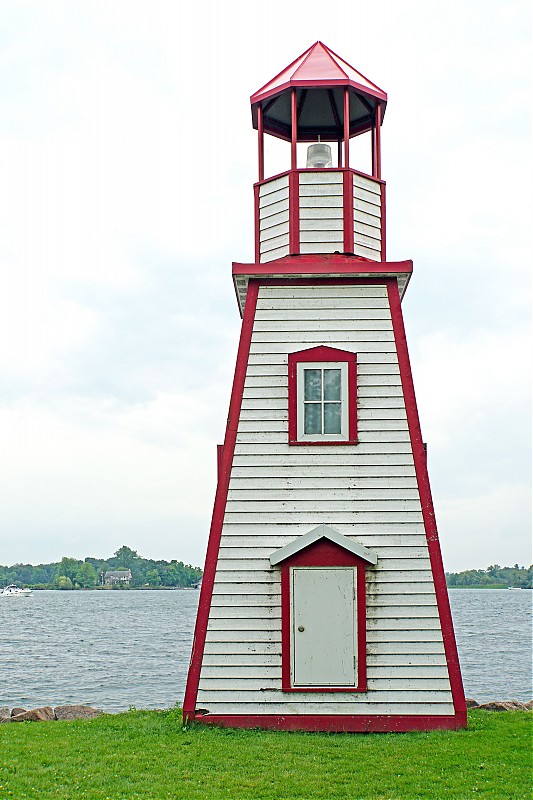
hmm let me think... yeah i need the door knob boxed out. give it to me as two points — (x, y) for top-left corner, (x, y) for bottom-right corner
(298, 625), (305, 632)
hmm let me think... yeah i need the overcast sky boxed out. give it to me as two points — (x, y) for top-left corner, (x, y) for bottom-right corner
(0, 0), (530, 572)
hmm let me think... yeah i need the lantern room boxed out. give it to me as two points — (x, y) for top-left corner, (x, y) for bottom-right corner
(251, 42), (387, 263)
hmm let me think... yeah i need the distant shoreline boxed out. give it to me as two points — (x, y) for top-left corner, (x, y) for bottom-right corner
(448, 585), (532, 590)
(16, 585), (200, 591)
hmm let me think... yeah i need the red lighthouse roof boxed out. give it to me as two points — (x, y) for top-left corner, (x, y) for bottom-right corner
(251, 42), (387, 142)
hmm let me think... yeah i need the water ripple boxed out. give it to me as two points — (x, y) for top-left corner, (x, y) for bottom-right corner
(1, 588), (531, 711)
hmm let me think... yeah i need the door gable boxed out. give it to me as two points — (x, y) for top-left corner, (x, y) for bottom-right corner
(270, 524), (378, 567)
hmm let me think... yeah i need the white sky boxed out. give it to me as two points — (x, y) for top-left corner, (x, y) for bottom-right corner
(0, 0), (530, 572)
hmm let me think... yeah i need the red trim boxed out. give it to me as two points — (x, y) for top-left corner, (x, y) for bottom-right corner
(343, 170), (354, 254)
(261, 277), (389, 286)
(183, 281), (260, 722)
(343, 88), (350, 168)
(257, 105), (264, 182)
(291, 89), (297, 170)
(280, 565), (291, 691)
(233, 256), (412, 277)
(380, 182), (387, 261)
(254, 167), (385, 190)
(252, 78), (388, 108)
(255, 170), (385, 263)
(288, 345), (357, 445)
(216, 445), (224, 481)
(278, 539), (368, 692)
(374, 103), (382, 180)
(387, 281), (467, 724)
(288, 171), (300, 254)
(253, 184), (260, 263)
(189, 714), (465, 732)
(371, 121), (376, 177)
(356, 561), (367, 689)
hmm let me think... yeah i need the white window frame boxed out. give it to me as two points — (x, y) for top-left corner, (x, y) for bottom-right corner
(296, 361), (349, 442)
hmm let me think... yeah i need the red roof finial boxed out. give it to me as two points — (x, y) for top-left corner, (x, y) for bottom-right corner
(251, 42), (386, 106)
(250, 42), (386, 142)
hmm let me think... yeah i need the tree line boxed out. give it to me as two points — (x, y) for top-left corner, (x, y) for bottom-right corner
(0, 545), (202, 590)
(446, 564), (532, 589)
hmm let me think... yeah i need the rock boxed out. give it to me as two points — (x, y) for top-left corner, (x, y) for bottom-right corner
(54, 705), (103, 721)
(0, 716), (11, 723)
(11, 706), (55, 722)
(11, 707), (27, 717)
(525, 700), (533, 710)
(465, 698), (479, 708)
(0, 707), (10, 717)
(477, 701), (530, 712)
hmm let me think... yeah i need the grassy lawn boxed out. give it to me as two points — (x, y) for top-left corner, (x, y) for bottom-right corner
(0, 709), (531, 799)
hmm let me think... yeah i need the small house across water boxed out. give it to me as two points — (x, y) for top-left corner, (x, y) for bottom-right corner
(104, 570), (133, 586)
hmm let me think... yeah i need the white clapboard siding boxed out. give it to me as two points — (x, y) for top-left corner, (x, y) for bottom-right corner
(226, 489), (419, 502)
(262, 246), (291, 263)
(194, 700), (455, 717)
(219, 537), (429, 551)
(367, 654), (447, 666)
(215, 556), (429, 573)
(253, 319), (393, 331)
(209, 605), (282, 619)
(299, 172), (344, 254)
(201, 654), (282, 667)
(259, 175), (290, 262)
(259, 210), (288, 230)
(251, 330), (395, 343)
(200, 677), (452, 693)
(214, 569), (435, 584)
(352, 174), (382, 260)
(226, 477), (419, 490)
(259, 222), (290, 242)
(208, 618), (279, 632)
(199, 665), (450, 682)
(196, 282), (453, 717)
(229, 469), (416, 481)
(255, 308), (391, 320)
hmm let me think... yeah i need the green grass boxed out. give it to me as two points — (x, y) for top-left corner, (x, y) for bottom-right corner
(1, 709), (531, 799)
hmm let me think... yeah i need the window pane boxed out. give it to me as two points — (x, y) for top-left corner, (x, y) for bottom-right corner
(324, 369), (341, 401)
(324, 403), (342, 434)
(304, 369), (322, 401)
(304, 403), (322, 435)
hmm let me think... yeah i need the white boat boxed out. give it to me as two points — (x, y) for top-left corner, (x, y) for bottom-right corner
(1, 584), (32, 597)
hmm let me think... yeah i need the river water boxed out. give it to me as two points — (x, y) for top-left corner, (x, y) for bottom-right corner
(1, 589), (531, 712)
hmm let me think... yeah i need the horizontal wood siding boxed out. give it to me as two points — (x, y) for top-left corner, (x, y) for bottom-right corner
(353, 173), (381, 261)
(198, 284), (453, 716)
(299, 171), (343, 255)
(259, 175), (290, 263)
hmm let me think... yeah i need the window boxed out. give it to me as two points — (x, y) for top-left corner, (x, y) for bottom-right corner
(288, 346), (357, 445)
(298, 362), (348, 440)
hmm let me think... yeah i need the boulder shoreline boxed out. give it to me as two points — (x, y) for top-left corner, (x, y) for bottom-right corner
(1, 700), (532, 723)
(0, 704), (103, 722)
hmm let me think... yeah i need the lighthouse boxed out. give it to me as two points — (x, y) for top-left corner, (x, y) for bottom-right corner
(184, 42), (466, 732)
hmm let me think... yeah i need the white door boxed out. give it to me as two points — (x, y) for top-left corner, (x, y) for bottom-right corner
(292, 567), (356, 687)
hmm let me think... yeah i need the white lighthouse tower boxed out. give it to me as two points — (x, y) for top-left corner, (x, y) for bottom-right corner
(184, 42), (466, 732)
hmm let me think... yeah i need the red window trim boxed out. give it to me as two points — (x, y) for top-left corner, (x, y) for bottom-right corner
(279, 538), (368, 693)
(288, 345), (357, 446)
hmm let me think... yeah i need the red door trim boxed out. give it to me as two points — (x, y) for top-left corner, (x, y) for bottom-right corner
(278, 538), (368, 692)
